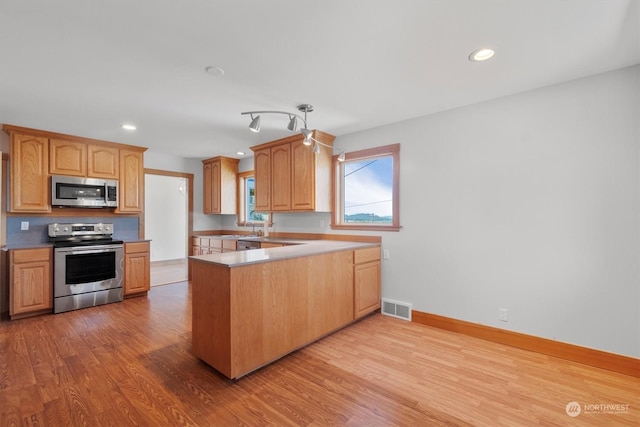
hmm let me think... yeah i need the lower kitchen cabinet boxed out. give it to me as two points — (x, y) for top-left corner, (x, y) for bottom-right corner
(124, 241), (150, 297)
(9, 247), (53, 319)
(354, 247), (381, 319)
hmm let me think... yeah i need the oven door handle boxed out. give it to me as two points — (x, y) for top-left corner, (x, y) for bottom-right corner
(55, 245), (123, 255)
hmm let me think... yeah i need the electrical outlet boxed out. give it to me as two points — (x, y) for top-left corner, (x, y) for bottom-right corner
(499, 308), (509, 322)
(21, 221), (29, 231)
(383, 249), (390, 259)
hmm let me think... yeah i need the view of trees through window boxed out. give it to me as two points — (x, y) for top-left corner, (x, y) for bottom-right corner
(245, 177), (268, 222)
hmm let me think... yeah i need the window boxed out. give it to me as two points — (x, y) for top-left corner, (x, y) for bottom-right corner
(237, 171), (269, 225)
(332, 143), (400, 231)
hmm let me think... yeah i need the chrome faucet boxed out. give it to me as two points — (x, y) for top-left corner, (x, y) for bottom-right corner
(245, 222), (257, 236)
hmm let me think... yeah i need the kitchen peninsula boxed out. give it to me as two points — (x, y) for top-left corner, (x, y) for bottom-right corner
(190, 238), (381, 379)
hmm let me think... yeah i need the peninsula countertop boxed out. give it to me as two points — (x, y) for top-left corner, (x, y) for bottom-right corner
(189, 237), (379, 267)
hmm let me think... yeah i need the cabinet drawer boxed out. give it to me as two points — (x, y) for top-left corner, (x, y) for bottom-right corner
(12, 248), (51, 263)
(354, 247), (381, 264)
(222, 239), (236, 251)
(125, 241), (150, 254)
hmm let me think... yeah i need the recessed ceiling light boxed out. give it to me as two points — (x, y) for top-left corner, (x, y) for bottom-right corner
(237, 151), (246, 156)
(205, 66), (225, 76)
(121, 124), (137, 131)
(469, 48), (495, 62)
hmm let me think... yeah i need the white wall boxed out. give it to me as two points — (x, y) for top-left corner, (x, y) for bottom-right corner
(334, 65), (639, 358)
(145, 174), (187, 262)
(144, 151), (221, 231)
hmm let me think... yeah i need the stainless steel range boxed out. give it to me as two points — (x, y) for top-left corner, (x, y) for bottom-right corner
(49, 223), (124, 313)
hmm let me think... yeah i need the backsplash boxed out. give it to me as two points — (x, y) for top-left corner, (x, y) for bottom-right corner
(6, 216), (139, 245)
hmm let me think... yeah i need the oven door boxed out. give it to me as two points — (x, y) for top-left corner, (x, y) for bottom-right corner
(54, 244), (124, 298)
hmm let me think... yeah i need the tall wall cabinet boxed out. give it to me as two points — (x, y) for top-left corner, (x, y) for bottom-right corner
(2, 125), (147, 213)
(202, 156), (239, 214)
(250, 130), (335, 212)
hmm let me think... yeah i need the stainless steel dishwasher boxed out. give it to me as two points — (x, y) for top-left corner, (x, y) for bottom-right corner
(236, 240), (261, 250)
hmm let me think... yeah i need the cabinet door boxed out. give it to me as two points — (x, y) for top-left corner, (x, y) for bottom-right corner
(270, 143), (291, 211)
(210, 160), (222, 213)
(10, 248), (52, 317)
(253, 148), (271, 211)
(10, 133), (50, 212)
(49, 139), (87, 176)
(124, 242), (150, 296)
(354, 260), (381, 319)
(203, 160), (214, 214)
(118, 149), (144, 213)
(291, 139), (315, 211)
(88, 145), (119, 179)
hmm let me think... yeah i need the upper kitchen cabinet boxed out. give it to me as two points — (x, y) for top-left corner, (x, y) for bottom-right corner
(8, 131), (50, 212)
(50, 139), (119, 179)
(117, 148), (145, 213)
(49, 139), (87, 176)
(3, 124), (147, 214)
(250, 130), (335, 212)
(88, 145), (119, 179)
(202, 156), (239, 214)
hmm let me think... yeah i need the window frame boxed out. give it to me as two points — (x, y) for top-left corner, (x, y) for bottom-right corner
(236, 170), (270, 226)
(331, 143), (400, 231)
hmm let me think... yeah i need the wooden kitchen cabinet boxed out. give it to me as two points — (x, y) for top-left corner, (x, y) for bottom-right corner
(118, 148), (145, 213)
(9, 248), (53, 319)
(49, 139), (87, 176)
(87, 145), (119, 179)
(192, 236), (236, 255)
(50, 140), (119, 179)
(124, 241), (150, 297)
(353, 246), (381, 319)
(9, 132), (50, 212)
(202, 156), (239, 214)
(253, 147), (272, 212)
(250, 130), (334, 213)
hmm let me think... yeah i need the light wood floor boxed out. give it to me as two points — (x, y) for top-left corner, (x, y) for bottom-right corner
(150, 258), (188, 287)
(1, 281), (638, 426)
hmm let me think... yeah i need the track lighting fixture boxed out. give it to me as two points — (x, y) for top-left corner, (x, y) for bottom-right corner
(248, 114), (261, 132)
(241, 103), (345, 161)
(242, 104), (314, 136)
(301, 128), (313, 146)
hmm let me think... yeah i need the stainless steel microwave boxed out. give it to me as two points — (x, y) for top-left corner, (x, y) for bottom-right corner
(51, 175), (118, 208)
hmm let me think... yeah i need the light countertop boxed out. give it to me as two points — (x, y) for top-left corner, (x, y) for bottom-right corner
(190, 238), (379, 267)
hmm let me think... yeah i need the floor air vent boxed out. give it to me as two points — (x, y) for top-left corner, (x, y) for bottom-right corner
(381, 299), (412, 321)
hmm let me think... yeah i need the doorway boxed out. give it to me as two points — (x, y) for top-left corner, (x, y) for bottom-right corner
(144, 169), (193, 286)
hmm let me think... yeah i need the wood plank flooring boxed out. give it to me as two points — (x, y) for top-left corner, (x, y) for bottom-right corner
(1, 281), (638, 426)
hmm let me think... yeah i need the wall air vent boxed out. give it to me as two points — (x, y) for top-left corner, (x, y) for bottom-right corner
(381, 298), (412, 321)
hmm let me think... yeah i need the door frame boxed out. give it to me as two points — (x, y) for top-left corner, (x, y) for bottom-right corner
(143, 168), (194, 266)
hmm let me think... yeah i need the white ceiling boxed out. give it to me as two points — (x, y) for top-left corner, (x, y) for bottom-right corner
(0, 0), (638, 159)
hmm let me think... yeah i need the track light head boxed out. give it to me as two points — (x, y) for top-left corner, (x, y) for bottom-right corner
(287, 115), (297, 131)
(338, 151), (345, 162)
(313, 142), (321, 154)
(249, 115), (261, 132)
(301, 128), (313, 145)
